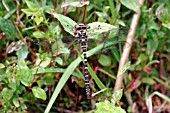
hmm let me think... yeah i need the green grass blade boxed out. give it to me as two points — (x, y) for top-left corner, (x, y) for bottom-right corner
(88, 63), (106, 90)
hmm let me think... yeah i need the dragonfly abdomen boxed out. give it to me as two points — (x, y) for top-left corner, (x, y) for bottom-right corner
(74, 24), (91, 99)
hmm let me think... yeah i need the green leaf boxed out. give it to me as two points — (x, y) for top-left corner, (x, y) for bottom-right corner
(95, 100), (126, 113)
(141, 77), (155, 85)
(55, 57), (64, 65)
(88, 64), (106, 90)
(117, 61), (131, 76)
(162, 22), (170, 30)
(21, 9), (34, 16)
(36, 57), (51, 68)
(144, 60), (159, 68)
(32, 86), (47, 100)
(61, 0), (89, 8)
(33, 31), (45, 38)
(16, 45), (29, 62)
(0, 63), (5, 69)
(87, 22), (117, 39)
(34, 17), (44, 25)
(111, 89), (123, 104)
(120, 0), (140, 12)
(12, 97), (20, 107)
(20, 103), (27, 110)
(18, 62), (33, 87)
(147, 39), (158, 61)
(0, 18), (18, 39)
(1, 88), (14, 100)
(136, 54), (148, 65)
(112, 49), (120, 62)
(25, 0), (39, 11)
(53, 13), (77, 36)
(98, 54), (111, 66)
(59, 47), (70, 54)
(43, 76), (55, 86)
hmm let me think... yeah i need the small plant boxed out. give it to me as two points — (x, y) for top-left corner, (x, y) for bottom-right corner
(95, 89), (126, 113)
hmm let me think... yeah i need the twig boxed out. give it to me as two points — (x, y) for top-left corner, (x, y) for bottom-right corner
(16, 0), (25, 28)
(82, 3), (87, 23)
(113, 0), (145, 92)
(98, 67), (116, 79)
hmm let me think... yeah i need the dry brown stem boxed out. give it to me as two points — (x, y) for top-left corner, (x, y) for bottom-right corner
(114, 0), (145, 92)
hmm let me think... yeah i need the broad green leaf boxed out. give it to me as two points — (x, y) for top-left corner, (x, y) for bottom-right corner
(13, 97), (20, 107)
(25, 0), (39, 11)
(141, 77), (155, 85)
(21, 9), (34, 16)
(20, 103), (27, 110)
(34, 17), (44, 25)
(33, 31), (45, 38)
(61, 0), (89, 8)
(95, 100), (126, 113)
(16, 46), (29, 62)
(51, 25), (61, 34)
(0, 18), (18, 39)
(95, 11), (108, 18)
(120, 0), (140, 12)
(53, 13), (77, 36)
(59, 47), (70, 54)
(36, 57), (51, 68)
(136, 54), (148, 65)
(55, 57), (64, 65)
(1, 88), (14, 100)
(43, 76), (55, 86)
(18, 62), (33, 87)
(0, 63), (5, 69)
(98, 54), (111, 66)
(155, 4), (165, 21)
(147, 39), (158, 61)
(162, 22), (170, 30)
(87, 22), (117, 39)
(32, 87), (47, 100)
(8, 83), (17, 90)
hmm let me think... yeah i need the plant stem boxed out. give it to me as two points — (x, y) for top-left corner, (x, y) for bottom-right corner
(113, 0), (145, 92)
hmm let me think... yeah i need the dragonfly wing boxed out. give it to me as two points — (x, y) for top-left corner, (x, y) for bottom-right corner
(87, 22), (118, 39)
(119, 25), (131, 35)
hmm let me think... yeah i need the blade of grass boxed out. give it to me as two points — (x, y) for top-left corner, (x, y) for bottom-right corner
(88, 63), (106, 90)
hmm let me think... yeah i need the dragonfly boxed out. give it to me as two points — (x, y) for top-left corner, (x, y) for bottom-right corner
(52, 14), (131, 99)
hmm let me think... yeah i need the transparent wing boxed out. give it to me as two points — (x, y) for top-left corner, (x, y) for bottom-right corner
(87, 22), (118, 39)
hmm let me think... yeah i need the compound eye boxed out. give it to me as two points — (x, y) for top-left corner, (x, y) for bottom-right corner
(82, 26), (86, 29)
(74, 25), (78, 28)
(77, 27), (81, 30)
